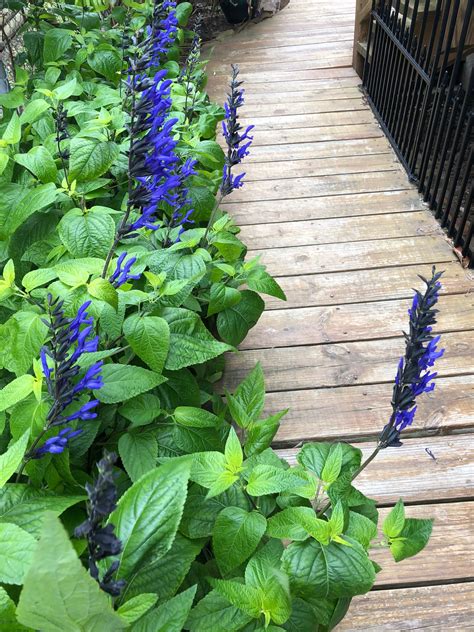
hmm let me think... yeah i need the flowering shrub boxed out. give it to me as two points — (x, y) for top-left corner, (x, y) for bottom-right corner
(0, 1), (439, 630)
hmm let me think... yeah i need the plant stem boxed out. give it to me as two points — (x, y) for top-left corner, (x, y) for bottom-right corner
(202, 192), (224, 244)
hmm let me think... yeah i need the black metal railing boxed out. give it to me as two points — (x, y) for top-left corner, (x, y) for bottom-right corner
(363, 0), (474, 266)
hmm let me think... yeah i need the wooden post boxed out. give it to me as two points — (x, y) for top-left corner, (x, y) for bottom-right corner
(353, 0), (373, 78)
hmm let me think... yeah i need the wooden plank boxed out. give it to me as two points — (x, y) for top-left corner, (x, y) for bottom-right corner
(238, 211), (439, 249)
(374, 503), (474, 586)
(340, 583), (474, 631)
(241, 97), (372, 117)
(277, 434), (474, 504)
(208, 66), (356, 85)
(264, 263), (474, 310)
(232, 87), (365, 106)
(207, 54), (353, 73)
(224, 172), (409, 203)
(241, 109), (375, 131)
(245, 138), (392, 164)
(223, 330), (474, 392)
(244, 153), (398, 182)
(207, 76), (361, 99)
(241, 293), (474, 350)
(267, 376), (474, 444)
(246, 236), (455, 277)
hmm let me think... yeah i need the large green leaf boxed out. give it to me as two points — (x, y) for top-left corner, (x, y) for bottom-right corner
(0, 183), (58, 239)
(110, 458), (191, 580)
(297, 442), (362, 482)
(0, 585), (28, 631)
(123, 314), (170, 374)
(132, 586), (196, 632)
(213, 507), (267, 575)
(69, 137), (119, 182)
(0, 485), (84, 536)
(94, 364), (166, 403)
(88, 50), (122, 82)
(217, 290), (264, 346)
(14, 146), (58, 183)
(0, 522), (36, 584)
(119, 533), (202, 603)
(162, 308), (233, 370)
(58, 208), (115, 258)
(16, 513), (125, 631)
(0, 311), (48, 376)
(0, 376), (35, 413)
(43, 29), (72, 63)
(118, 432), (157, 482)
(186, 588), (252, 632)
(227, 362), (265, 428)
(389, 517), (433, 562)
(0, 431), (30, 488)
(281, 538), (376, 599)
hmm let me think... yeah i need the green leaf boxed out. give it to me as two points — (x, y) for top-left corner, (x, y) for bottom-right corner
(53, 78), (79, 101)
(345, 511), (378, 550)
(0, 585), (28, 631)
(0, 88), (24, 109)
(162, 308), (232, 371)
(383, 499), (405, 539)
(0, 151), (9, 176)
(1, 311), (48, 376)
(281, 537), (375, 599)
(20, 99), (50, 125)
(14, 146), (58, 183)
(191, 451), (236, 498)
(110, 458), (191, 580)
(58, 208), (115, 258)
(131, 586), (196, 632)
(0, 523), (36, 584)
(88, 50), (123, 82)
(321, 444), (343, 485)
(69, 137), (119, 182)
(186, 588), (252, 632)
(116, 593), (157, 625)
(192, 140), (225, 170)
(119, 393), (161, 427)
(94, 364), (166, 403)
(210, 579), (262, 619)
(118, 432), (157, 482)
(247, 269), (286, 301)
(389, 517), (433, 562)
(246, 465), (306, 497)
(88, 277), (118, 310)
(225, 427), (243, 473)
(123, 314), (170, 374)
(43, 29), (72, 63)
(176, 1), (193, 26)
(175, 406), (220, 428)
(0, 377), (35, 413)
(22, 268), (58, 292)
(16, 513), (125, 630)
(208, 283), (241, 317)
(297, 442), (362, 483)
(266, 507), (315, 541)
(329, 501), (345, 538)
(119, 533), (202, 602)
(227, 362), (265, 428)
(2, 113), (21, 145)
(0, 485), (84, 536)
(245, 410), (287, 457)
(0, 183), (58, 239)
(213, 507), (267, 575)
(217, 290), (264, 346)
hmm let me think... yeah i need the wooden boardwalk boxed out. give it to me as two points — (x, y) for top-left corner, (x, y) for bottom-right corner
(206, 0), (474, 628)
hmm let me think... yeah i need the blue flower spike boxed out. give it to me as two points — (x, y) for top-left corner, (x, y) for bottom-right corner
(380, 267), (445, 448)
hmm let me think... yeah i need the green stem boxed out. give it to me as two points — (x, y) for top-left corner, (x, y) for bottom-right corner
(202, 192), (224, 245)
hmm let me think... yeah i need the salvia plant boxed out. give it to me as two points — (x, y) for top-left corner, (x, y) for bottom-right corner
(0, 0), (438, 630)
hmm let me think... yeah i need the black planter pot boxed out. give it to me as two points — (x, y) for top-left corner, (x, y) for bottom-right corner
(219, 0), (256, 25)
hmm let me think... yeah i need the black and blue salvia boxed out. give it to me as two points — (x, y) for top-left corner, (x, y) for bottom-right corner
(220, 64), (254, 197)
(380, 267), (444, 448)
(74, 451), (126, 597)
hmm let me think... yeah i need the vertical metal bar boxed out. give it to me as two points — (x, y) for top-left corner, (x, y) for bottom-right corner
(454, 184), (474, 248)
(366, 3), (385, 97)
(376, 2), (401, 118)
(461, 203), (474, 263)
(448, 147), (473, 239)
(362, 0), (377, 86)
(441, 112), (473, 228)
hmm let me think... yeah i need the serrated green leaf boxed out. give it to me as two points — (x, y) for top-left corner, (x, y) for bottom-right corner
(123, 314), (170, 374)
(132, 586), (196, 632)
(217, 289), (264, 346)
(266, 507), (315, 541)
(110, 458), (191, 580)
(116, 593), (157, 625)
(383, 499), (405, 539)
(321, 443), (343, 485)
(118, 432), (157, 482)
(59, 208), (115, 258)
(94, 364), (166, 403)
(389, 517), (433, 562)
(245, 410), (287, 457)
(2, 113), (21, 145)
(246, 465), (306, 497)
(227, 362), (265, 429)
(345, 511), (378, 550)
(69, 137), (119, 182)
(225, 427), (243, 473)
(43, 29), (72, 63)
(0, 523), (36, 584)
(208, 283), (241, 317)
(14, 146), (58, 183)
(16, 513), (125, 630)
(175, 406), (220, 428)
(119, 393), (161, 427)
(20, 99), (50, 125)
(213, 507), (267, 575)
(22, 268), (58, 292)
(186, 588), (252, 632)
(0, 377), (35, 414)
(297, 442), (362, 483)
(88, 277), (118, 309)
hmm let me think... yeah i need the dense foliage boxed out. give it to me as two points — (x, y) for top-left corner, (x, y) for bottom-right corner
(0, 1), (440, 630)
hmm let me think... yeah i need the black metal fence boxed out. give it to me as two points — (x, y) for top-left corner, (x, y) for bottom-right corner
(363, 0), (474, 266)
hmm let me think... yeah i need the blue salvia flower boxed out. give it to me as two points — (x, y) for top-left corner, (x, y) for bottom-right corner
(220, 64), (254, 197)
(109, 252), (141, 288)
(75, 451), (126, 598)
(380, 267), (444, 448)
(149, 0), (178, 67)
(30, 295), (103, 459)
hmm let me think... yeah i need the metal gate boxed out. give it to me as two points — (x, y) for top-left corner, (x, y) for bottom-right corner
(363, 0), (474, 266)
